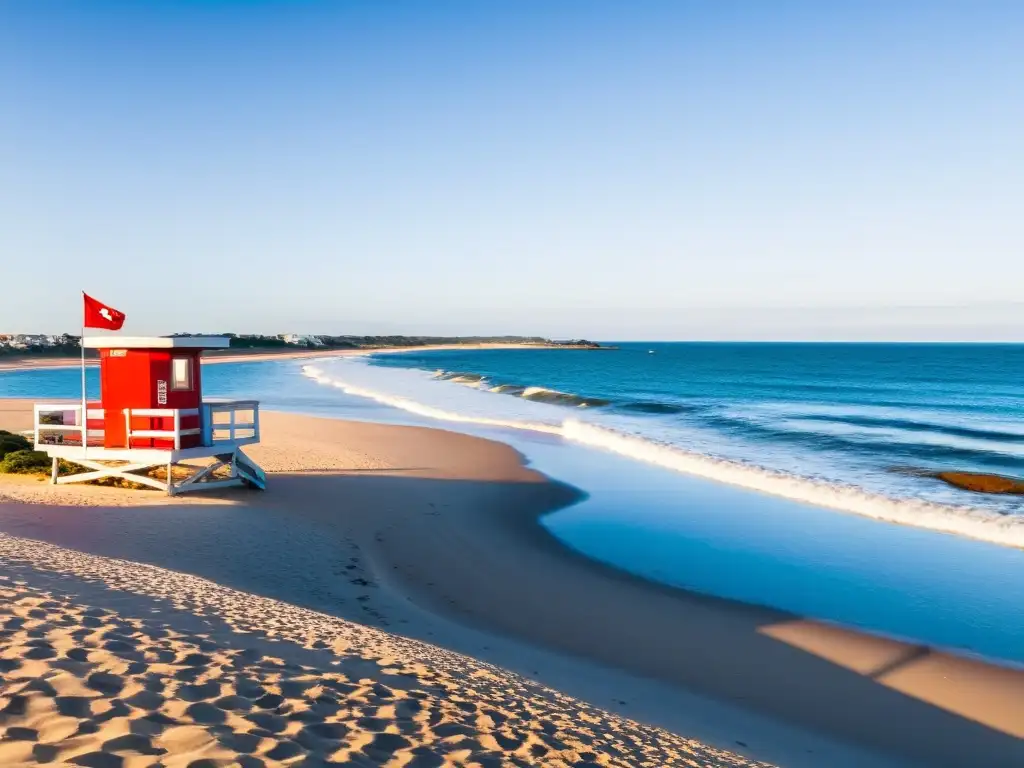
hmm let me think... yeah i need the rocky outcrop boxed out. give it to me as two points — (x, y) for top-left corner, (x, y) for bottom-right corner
(936, 471), (1024, 494)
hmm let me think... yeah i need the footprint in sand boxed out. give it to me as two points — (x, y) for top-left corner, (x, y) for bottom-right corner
(0, 546), (772, 768)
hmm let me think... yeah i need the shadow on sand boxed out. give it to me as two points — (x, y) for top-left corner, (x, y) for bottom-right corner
(0, 470), (1022, 767)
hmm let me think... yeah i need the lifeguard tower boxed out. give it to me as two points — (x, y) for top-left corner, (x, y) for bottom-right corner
(32, 336), (266, 495)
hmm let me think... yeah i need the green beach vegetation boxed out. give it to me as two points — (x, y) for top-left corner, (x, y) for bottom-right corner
(0, 432), (210, 489)
(0, 431), (50, 474)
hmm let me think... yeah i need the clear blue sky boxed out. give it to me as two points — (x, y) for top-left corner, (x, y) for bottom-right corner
(2, 1), (1021, 340)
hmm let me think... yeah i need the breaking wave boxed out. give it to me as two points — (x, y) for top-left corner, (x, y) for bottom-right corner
(302, 364), (1024, 550)
(432, 371), (639, 410)
(303, 366), (560, 434)
(521, 386), (611, 408)
(434, 370), (609, 407)
(489, 384), (527, 396)
(433, 370), (489, 387)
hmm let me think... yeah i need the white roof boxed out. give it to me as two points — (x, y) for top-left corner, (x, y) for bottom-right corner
(83, 336), (231, 350)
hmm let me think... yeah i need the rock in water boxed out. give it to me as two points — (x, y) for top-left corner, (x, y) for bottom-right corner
(937, 471), (1024, 494)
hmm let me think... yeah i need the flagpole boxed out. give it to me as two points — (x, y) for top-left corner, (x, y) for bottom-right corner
(81, 292), (87, 458)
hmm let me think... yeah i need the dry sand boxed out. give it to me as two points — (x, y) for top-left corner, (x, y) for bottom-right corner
(0, 546), (762, 768)
(2, 400), (1024, 766)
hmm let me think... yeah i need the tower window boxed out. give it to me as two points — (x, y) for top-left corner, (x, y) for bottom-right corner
(171, 358), (192, 391)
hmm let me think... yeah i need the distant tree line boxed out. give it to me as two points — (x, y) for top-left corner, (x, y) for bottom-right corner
(2, 333), (604, 357)
(169, 333), (560, 349)
(218, 335), (602, 349)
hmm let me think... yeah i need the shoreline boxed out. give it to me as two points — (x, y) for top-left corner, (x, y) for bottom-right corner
(302, 357), (1024, 553)
(0, 341), (604, 373)
(2, 401), (1023, 765)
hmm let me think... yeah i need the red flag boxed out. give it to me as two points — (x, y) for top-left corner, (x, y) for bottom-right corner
(83, 293), (125, 330)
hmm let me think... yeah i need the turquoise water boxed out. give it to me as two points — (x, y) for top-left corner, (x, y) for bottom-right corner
(5, 346), (1024, 665)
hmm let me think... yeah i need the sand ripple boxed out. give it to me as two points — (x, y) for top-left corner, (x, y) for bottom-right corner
(0, 533), (767, 766)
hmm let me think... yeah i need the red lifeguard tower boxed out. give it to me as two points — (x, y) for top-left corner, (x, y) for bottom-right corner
(33, 336), (266, 495)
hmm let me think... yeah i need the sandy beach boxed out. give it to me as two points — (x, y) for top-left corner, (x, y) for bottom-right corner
(2, 399), (1024, 766)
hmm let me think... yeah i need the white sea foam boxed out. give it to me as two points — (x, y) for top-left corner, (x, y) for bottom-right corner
(301, 364), (1024, 549)
(560, 420), (1024, 548)
(304, 366), (560, 434)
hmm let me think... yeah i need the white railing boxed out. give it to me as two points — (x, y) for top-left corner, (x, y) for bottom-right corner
(202, 399), (260, 446)
(127, 400), (260, 449)
(123, 408), (201, 451)
(33, 403), (105, 448)
(33, 399), (260, 453)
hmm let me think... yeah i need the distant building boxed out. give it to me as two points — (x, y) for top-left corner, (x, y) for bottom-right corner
(0, 334), (53, 349)
(280, 334), (324, 346)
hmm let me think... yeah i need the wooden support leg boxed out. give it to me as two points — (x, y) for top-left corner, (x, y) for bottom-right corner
(176, 460), (226, 489)
(54, 459), (170, 492)
(50, 457), (59, 484)
(169, 459), (245, 494)
(46, 456), (248, 495)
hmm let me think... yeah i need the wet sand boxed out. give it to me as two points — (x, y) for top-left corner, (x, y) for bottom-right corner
(2, 400), (1024, 766)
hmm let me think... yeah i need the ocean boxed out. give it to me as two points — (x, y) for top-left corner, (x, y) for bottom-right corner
(336, 342), (1024, 527)
(4, 342), (1024, 665)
